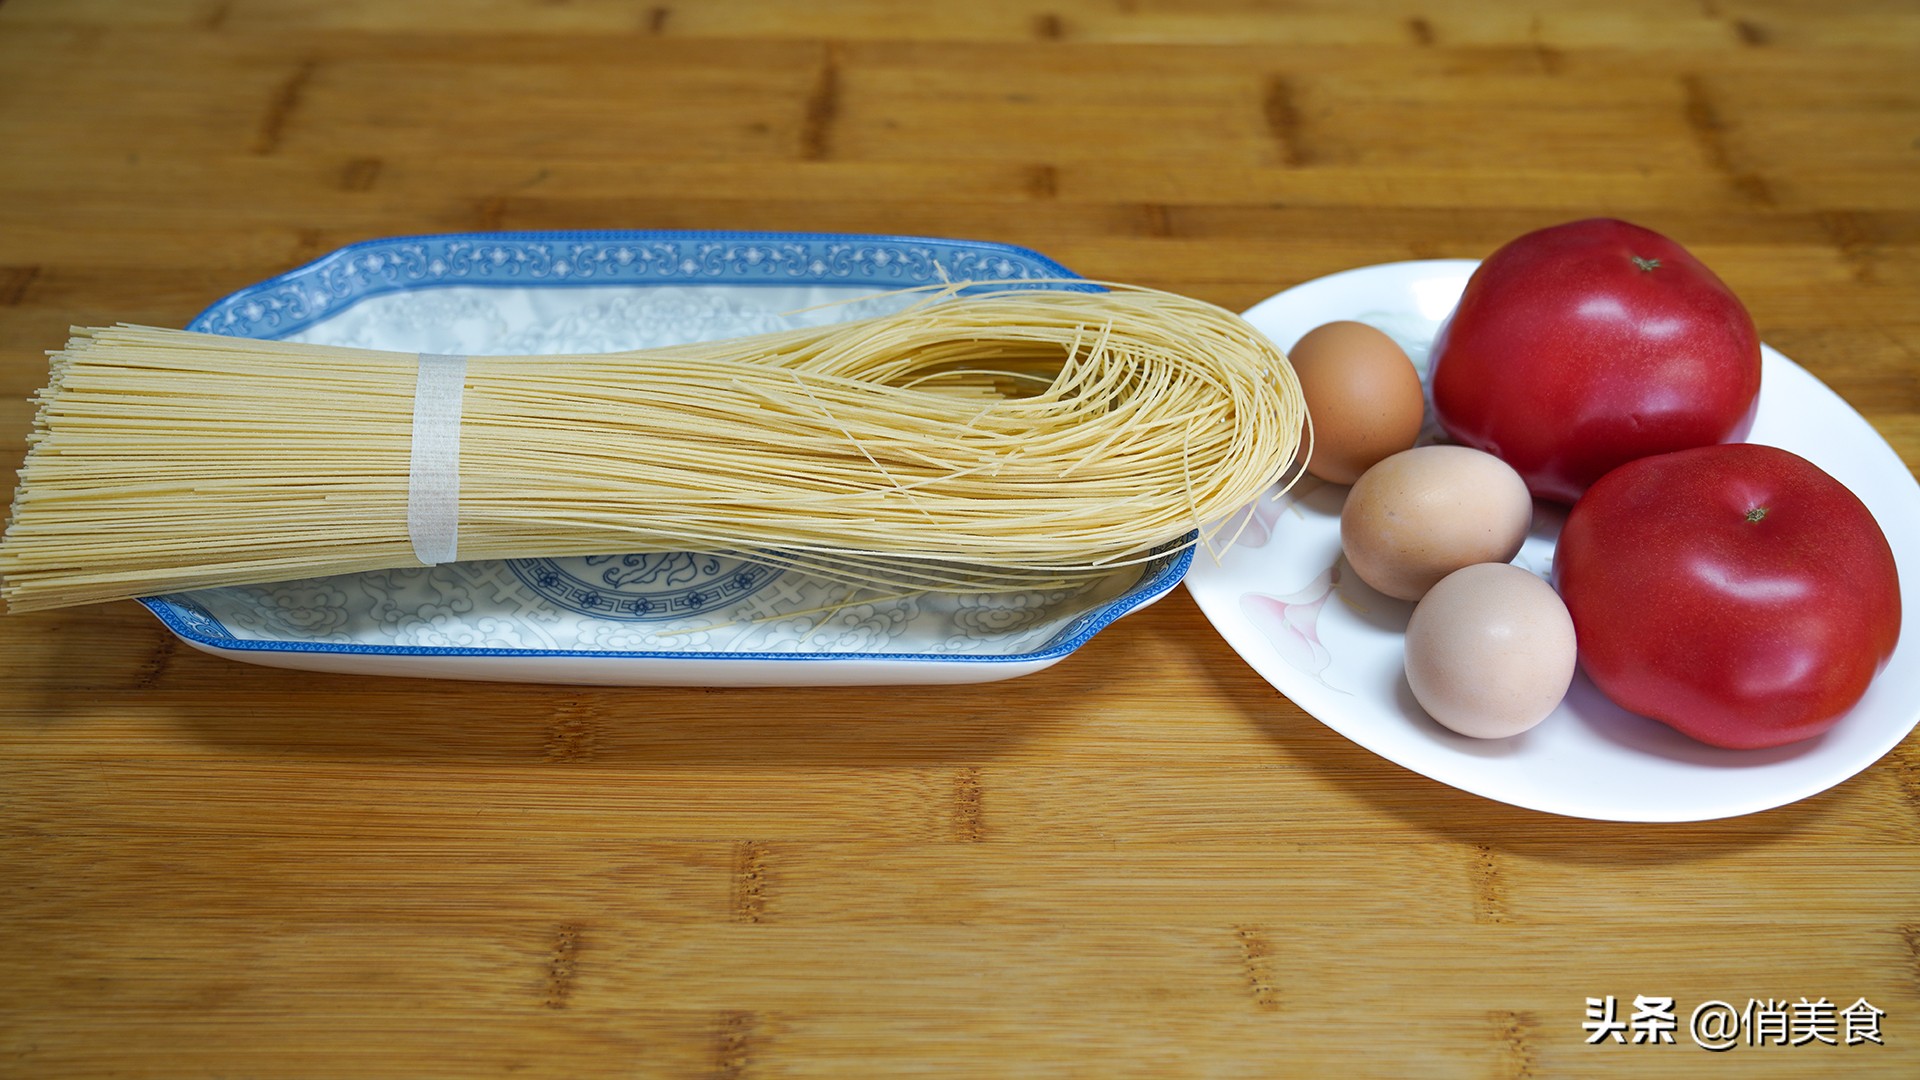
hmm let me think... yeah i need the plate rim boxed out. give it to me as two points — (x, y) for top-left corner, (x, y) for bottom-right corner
(183, 228), (1092, 340)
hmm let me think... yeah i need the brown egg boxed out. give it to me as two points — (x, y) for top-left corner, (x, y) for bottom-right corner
(1288, 320), (1425, 485)
(1339, 445), (1533, 601)
(1404, 562), (1577, 739)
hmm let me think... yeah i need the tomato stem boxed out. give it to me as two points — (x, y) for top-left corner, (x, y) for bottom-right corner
(1746, 507), (1767, 523)
(1632, 255), (1662, 272)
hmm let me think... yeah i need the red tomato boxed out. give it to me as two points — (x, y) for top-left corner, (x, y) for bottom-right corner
(1554, 444), (1901, 749)
(1430, 218), (1763, 504)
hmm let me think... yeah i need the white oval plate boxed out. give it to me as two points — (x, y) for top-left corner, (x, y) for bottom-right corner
(136, 231), (1189, 686)
(1186, 260), (1920, 821)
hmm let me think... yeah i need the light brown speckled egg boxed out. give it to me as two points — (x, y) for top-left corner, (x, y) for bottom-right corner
(1288, 320), (1426, 485)
(1404, 562), (1577, 739)
(1339, 445), (1532, 601)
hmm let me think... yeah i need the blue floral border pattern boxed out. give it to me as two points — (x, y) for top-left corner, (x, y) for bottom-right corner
(148, 594), (237, 642)
(188, 231), (1083, 339)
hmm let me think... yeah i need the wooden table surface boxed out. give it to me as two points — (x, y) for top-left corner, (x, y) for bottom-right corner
(3, 2), (1917, 1077)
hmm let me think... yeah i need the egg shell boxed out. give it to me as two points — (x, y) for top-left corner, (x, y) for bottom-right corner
(1404, 562), (1577, 739)
(1340, 445), (1533, 601)
(1288, 321), (1426, 485)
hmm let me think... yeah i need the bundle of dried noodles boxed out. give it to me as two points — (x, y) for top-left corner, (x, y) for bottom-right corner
(0, 284), (1304, 612)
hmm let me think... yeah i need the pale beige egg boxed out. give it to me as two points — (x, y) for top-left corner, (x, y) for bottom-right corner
(1339, 445), (1532, 601)
(1404, 562), (1577, 739)
(1288, 320), (1426, 485)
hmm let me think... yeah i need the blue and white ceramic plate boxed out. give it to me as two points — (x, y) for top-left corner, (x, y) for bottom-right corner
(139, 231), (1190, 685)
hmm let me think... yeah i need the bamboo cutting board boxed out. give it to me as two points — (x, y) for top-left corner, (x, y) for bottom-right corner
(2, 1), (1918, 1077)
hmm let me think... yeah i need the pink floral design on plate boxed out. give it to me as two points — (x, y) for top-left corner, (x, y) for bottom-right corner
(1240, 559), (1347, 693)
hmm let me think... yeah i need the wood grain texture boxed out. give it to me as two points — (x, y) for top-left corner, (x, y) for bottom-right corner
(1, 0), (1917, 1076)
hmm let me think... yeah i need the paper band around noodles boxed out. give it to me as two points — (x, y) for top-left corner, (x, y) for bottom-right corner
(407, 353), (466, 566)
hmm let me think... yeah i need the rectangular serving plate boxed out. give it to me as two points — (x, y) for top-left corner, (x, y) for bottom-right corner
(139, 230), (1191, 686)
